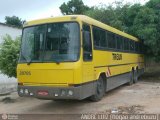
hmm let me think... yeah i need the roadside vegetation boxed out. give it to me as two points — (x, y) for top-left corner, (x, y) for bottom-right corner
(0, 35), (20, 77)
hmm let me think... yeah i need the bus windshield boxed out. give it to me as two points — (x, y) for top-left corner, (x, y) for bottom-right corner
(19, 22), (80, 63)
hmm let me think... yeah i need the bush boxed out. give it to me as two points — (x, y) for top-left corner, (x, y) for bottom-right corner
(0, 35), (20, 78)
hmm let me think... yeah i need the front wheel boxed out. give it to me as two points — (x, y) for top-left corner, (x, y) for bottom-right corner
(90, 76), (105, 102)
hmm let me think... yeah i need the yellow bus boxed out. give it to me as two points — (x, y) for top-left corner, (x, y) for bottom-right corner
(17, 15), (145, 101)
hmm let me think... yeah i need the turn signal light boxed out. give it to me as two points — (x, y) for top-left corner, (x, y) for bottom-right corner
(18, 83), (23, 86)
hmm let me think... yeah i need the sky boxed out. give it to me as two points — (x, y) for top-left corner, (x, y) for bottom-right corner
(0, 0), (149, 23)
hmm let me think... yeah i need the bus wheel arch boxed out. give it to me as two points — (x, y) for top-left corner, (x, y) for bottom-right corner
(90, 72), (106, 102)
(134, 67), (139, 83)
(128, 67), (134, 85)
(96, 72), (107, 91)
(100, 73), (107, 91)
(136, 66), (139, 74)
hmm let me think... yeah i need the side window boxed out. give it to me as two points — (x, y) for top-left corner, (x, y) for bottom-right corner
(108, 32), (116, 49)
(127, 39), (130, 51)
(135, 42), (138, 52)
(121, 37), (124, 50)
(116, 35), (121, 50)
(115, 35), (124, 51)
(99, 29), (106, 47)
(130, 40), (135, 52)
(124, 38), (130, 51)
(93, 27), (107, 48)
(93, 27), (100, 46)
(105, 31), (108, 48)
(124, 38), (127, 50)
(83, 24), (92, 61)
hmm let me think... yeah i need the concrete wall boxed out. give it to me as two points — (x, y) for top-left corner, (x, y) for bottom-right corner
(0, 23), (22, 43)
(0, 24), (22, 94)
(0, 74), (17, 94)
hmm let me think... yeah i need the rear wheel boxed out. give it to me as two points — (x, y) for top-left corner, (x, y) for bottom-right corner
(90, 76), (105, 102)
(128, 70), (134, 85)
(134, 68), (139, 83)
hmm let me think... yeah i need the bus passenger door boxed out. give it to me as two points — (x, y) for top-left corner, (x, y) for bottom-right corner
(82, 23), (94, 83)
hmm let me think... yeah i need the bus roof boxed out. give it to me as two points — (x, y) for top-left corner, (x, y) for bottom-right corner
(24, 15), (139, 41)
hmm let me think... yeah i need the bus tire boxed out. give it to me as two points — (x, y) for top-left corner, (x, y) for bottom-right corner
(134, 68), (138, 83)
(128, 70), (134, 85)
(90, 76), (105, 102)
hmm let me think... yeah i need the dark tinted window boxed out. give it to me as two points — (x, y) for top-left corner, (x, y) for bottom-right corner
(130, 40), (135, 51)
(124, 38), (129, 51)
(135, 42), (138, 52)
(116, 35), (123, 50)
(93, 27), (107, 47)
(108, 32), (116, 49)
(92, 25), (142, 54)
(83, 24), (92, 61)
(93, 27), (100, 46)
(99, 29), (106, 47)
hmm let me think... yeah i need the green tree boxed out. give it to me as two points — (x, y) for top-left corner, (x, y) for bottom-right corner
(132, 7), (158, 56)
(0, 35), (20, 77)
(120, 4), (142, 33)
(146, 0), (160, 61)
(85, 2), (131, 31)
(5, 16), (25, 28)
(59, 0), (90, 15)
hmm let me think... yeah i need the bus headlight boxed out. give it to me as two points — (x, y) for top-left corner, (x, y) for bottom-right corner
(20, 89), (24, 94)
(24, 89), (29, 94)
(30, 92), (34, 96)
(61, 89), (73, 96)
(61, 90), (66, 96)
(68, 90), (73, 96)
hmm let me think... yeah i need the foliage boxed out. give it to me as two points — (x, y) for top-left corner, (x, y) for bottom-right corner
(0, 35), (20, 77)
(132, 7), (158, 56)
(85, 5), (125, 30)
(59, 0), (90, 15)
(59, 0), (160, 61)
(5, 16), (25, 28)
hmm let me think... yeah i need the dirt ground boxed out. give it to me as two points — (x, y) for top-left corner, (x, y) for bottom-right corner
(0, 81), (160, 115)
(0, 67), (160, 119)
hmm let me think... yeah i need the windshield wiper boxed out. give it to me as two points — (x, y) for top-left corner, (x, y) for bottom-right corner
(27, 59), (32, 65)
(54, 59), (61, 64)
(21, 53), (32, 65)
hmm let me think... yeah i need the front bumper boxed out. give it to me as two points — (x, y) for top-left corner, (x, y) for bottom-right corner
(18, 82), (96, 100)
